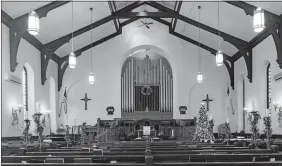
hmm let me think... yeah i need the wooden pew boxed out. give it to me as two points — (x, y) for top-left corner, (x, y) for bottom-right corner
(2, 162), (282, 166)
(26, 148), (274, 157)
(2, 153), (282, 163)
(25, 152), (93, 156)
(2, 164), (145, 166)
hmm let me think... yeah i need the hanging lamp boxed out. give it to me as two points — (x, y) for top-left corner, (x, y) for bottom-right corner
(69, 0), (76, 68)
(253, 1), (265, 32)
(88, 8), (95, 84)
(216, 1), (223, 66)
(197, 6), (203, 84)
(28, 10), (39, 35)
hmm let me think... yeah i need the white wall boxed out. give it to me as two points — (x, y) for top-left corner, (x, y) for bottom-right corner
(232, 36), (282, 134)
(1, 23), (59, 137)
(59, 21), (230, 131)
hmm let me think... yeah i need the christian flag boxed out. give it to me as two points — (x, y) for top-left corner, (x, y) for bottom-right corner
(226, 84), (234, 115)
(59, 88), (68, 117)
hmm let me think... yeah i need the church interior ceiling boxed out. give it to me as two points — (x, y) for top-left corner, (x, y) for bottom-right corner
(2, 1), (282, 91)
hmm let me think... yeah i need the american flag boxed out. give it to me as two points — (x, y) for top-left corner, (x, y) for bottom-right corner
(226, 84), (234, 115)
(59, 88), (67, 117)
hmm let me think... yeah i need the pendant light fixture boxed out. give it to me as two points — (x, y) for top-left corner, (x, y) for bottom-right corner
(27, 10), (39, 35)
(88, 8), (95, 84)
(197, 6), (203, 84)
(69, 0), (76, 68)
(216, 1), (223, 66)
(253, 0), (265, 33)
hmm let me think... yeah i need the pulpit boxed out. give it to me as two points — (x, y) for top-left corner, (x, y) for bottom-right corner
(137, 126), (157, 138)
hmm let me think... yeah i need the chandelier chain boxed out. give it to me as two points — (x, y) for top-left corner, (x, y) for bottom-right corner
(218, 0), (221, 50)
(71, 0), (74, 52)
(198, 6), (201, 72)
(90, 8), (93, 73)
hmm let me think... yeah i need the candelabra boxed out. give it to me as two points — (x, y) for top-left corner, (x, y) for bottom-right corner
(273, 102), (282, 127)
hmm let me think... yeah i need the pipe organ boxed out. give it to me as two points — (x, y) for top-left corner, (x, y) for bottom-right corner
(121, 54), (173, 114)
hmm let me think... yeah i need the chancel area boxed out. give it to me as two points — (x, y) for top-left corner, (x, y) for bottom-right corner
(1, 1), (282, 165)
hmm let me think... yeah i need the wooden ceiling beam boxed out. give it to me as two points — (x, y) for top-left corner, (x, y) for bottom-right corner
(108, 1), (119, 32)
(146, 1), (253, 83)
(112, 11), (176, 19)
(11, 1), (70, 34)
(152, 18), (234, 89)
(1, 10), (61, 70)
(2, 1), (69, 86)
(57, 3), (144, 91)
(226, 1), (282, 69)
(172, 0), (183, 31)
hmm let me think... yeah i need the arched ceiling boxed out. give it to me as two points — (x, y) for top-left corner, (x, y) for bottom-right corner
(2, 1), (282, 90)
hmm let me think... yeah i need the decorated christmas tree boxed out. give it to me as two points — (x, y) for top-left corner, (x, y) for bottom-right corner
(193, 104), (214, 141)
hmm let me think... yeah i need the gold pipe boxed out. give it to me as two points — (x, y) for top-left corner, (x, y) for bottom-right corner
(160, 59), (162, 112)
(122, 76), (123, 112)
(132, 58), (134, 113)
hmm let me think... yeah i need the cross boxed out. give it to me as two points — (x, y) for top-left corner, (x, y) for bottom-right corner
(202, 94), (213, 112)
(81, 93), (91, 110)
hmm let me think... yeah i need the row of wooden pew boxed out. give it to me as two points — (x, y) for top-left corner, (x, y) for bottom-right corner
(2, 141), (282, 165)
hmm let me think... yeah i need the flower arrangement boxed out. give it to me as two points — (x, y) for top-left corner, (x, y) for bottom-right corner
(32, 112), (46, 144)
(263, 116), (272, 138)
(263, 116), (272, 149)
(21, 119), (32, 145)
(224, 122), (231, 139)
(247, 110), (261, 148)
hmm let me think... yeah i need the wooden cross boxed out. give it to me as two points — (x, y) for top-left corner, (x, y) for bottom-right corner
(81, 93), (91, 110)
(202, 94), (213, 112)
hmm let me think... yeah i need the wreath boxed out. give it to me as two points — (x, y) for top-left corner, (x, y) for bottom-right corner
(141, 86), (152, 96)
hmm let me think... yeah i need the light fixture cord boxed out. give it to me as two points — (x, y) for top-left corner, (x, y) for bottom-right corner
(218, 0), (221, 50)
(90, 8), (93, 73)
(198, 6), (201, 72)
(258, 0), (261, 8)
(71, 0), (74, 52)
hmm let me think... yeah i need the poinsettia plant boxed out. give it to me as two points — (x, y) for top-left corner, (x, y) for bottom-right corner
(32, 112), (46, 144)
(247, 110), (261, 148)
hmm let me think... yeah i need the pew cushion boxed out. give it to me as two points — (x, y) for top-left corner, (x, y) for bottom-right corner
(45, 158), (64, 163)
(29, 159), (44, 163)
(74, 158), (92, 163)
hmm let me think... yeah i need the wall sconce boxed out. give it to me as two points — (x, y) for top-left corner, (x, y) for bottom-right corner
(273, 102), (282, 127)
(244, 107), (255, 114)
(273, 102), (282, 113)
(12, 104), (23, 113)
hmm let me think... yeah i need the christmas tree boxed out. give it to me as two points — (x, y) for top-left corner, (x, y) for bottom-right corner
(193, 104), (214, 141)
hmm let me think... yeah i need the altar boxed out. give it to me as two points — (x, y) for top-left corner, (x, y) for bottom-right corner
(94, 118), (196, 142)
(137, 126), (157, 138)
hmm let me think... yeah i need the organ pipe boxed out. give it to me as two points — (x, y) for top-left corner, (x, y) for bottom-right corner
(122, 77), (123, 112)
(132, 58), (134, 112)
(126, 68), (128, 112)
(121, 54), (173, 113)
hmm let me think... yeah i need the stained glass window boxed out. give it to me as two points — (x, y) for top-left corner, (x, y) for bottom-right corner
(267, 63), (271, 109)
(22, 67), (28, 118)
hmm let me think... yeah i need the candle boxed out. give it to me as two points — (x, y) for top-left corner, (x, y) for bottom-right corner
(226, 118), (229, 124)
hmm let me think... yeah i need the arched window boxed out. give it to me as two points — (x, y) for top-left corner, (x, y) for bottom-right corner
(22, 67), (28, 119)
(266, 63), (271, 109)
